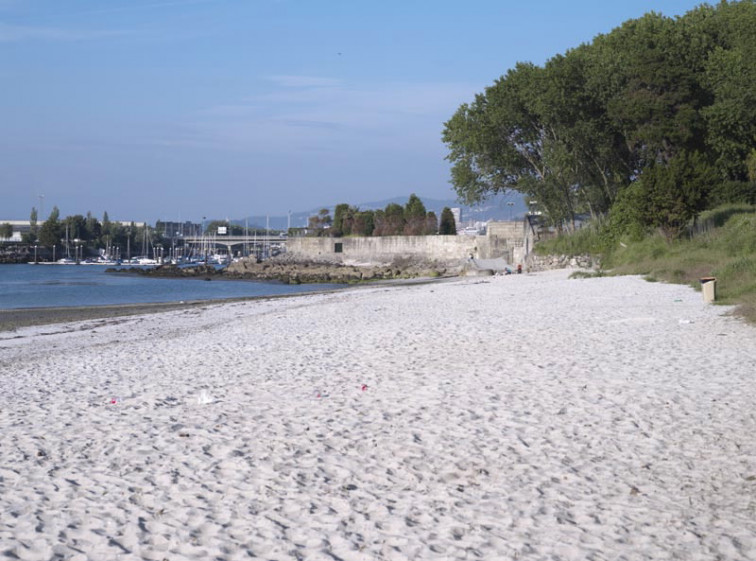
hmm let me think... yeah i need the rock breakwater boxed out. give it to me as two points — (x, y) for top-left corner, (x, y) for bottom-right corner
(108, 257), (459, 284)
(225, 256), (457, 283)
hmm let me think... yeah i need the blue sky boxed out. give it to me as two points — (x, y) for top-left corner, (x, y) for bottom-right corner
(1, 0), (705, 224)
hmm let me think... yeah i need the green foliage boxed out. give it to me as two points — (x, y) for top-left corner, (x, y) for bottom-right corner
(601, 182), (648, 246)
(382, 203), (405, 235)
(747, 150), (756, 181)
(0, 223), (13, 239)
(439, 207), (457, 235)
(65, 214), (88, 242)
(707, 180), (756, 206)
(600, 12), (709, 163)
(25, 207), (38, 243)
(700, 1), (756, 180)
(85, 212), (102, 241)
(404, 194), (428, 235)
(443, 0), (756, 239)
(537, 202), (756, 321)
(38, 208), (63, 247)
(404, 194), (426, 217)
(425, 211), (438, 235)
(322, 195), (444, 237)
(330, 205), (376, 237)
(696, 203), (755, 229)
(588, 204), (756, 322)
(634, 151), (718, 240)
(535, 220), (607, 256)
(350, 210), (375, 236)
(332, 203), (351, 237)
(101, 211), (112, 236)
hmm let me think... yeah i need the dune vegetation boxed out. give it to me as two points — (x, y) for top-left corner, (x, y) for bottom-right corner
(536, 204), (756, 323)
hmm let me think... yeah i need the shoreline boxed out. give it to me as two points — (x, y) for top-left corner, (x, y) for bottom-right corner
(0, 275), (451, 332)
(0, 299), (223, 332)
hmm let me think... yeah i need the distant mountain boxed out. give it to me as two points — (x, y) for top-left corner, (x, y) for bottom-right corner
(233, 192), (527, 230)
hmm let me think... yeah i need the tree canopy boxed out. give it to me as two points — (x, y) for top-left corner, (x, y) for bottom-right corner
(0, 223), (13, 239)
(308, 194), (440, 237)
(439, 207), (457, 235)
(443, 0), (756, 238)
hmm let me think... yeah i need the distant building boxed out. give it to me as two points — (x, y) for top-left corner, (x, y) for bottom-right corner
(0, 220), (28, 242)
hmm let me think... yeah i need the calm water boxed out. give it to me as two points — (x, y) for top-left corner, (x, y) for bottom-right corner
(0, 264), (344, 310)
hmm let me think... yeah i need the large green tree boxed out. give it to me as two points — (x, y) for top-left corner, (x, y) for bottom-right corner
(443, 0), (756, 239)
(0, 223), (13, 240)
(439, 207), (457, 235)
(332, 203), (351, 237)
(634, 151), (718, 239)
(22, 207), (38, 244)
(425, 211), (438, 235)
(443, 62), (585, 231)
(381, 203), (405, 236)
(85, 212), (102, 243)
(64, 215), (87, 242)
(351, 210), (375, 236)
(38, 207), (62, 247)
(700, 1), (756, 180)
(404, 194), (428, 235)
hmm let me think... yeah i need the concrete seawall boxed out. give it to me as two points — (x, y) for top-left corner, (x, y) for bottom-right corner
(286, 220), (531, 266)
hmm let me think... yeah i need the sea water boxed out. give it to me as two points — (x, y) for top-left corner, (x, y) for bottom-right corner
(0, 264), (344, 309)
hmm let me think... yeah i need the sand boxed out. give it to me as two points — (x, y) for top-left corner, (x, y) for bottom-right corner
(1, 269), (755, 561)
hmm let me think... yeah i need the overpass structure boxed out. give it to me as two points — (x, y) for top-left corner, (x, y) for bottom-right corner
(182, 235), (288, 257)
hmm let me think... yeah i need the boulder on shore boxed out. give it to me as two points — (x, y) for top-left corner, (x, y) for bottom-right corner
(224, 256), (459, 284)
(106, 264), (223, 278)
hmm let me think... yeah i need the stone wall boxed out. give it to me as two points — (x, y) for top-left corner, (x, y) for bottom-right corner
(285, 221), (528, 266)
(486, 221), (523, 240)
(286, 235), (479, 265)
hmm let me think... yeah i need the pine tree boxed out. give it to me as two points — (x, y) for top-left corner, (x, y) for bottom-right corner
(439, 207), (457, 235)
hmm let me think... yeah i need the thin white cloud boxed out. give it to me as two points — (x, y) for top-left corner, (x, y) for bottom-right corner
(162, 77), (477, 155)
(0, 22), (127, 42)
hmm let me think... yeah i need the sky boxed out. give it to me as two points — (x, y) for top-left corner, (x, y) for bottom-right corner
(1, 0), (707, 224)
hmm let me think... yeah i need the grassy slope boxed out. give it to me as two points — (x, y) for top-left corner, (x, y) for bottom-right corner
(536, 204), (756, 324)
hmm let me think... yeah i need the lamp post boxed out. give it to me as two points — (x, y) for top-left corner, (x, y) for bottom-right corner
(33, 245), (38, 264)
(53, 244), (56, 263)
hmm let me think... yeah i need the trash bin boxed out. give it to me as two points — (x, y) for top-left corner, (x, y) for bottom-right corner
(700, 277), (717, 303)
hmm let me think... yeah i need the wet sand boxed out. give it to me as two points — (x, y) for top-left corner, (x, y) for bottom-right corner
(0, 301), (216, 332)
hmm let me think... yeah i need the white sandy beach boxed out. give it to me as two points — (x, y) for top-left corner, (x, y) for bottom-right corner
(1, 269), (755, 561)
